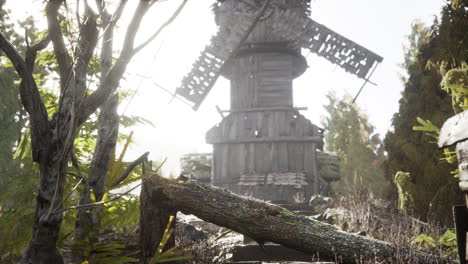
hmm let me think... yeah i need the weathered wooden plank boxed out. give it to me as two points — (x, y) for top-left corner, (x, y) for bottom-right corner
(278, 142), (289, 171)
(221, 144), (230, 183)
(296, 143), (304, 171)
(210, 136), (323, 144)
(228, 115), (238, 141)
(265, 111), (274, 137)
(271, 142), (279, 172)
(270, 112), (279, 138)
(254, 143), (266, 173)
(248, 143), (255, 173)
(256, 111), (264, 138)
(304, 143), (314, 181)
(221, 107), (308, 113)
(212, 145), (221, 185)
(288, 143), (303, 171)
(264, 143), (273, 172)
(310, 143), (320, 194)
(278, 111), (287, 137)
(229, 144), (241, 183)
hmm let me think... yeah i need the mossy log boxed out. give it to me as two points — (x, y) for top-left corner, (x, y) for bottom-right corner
(139, 175), (454, 264)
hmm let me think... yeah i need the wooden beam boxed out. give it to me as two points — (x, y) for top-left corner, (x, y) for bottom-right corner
(221, 107), (308, 113)
(208, 136), (322, 145)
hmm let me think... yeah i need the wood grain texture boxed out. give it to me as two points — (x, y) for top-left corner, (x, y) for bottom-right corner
(140, 175), (453, 264)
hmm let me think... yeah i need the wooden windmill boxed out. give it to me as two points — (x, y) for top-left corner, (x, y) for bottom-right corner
(176, 0), (383, 202)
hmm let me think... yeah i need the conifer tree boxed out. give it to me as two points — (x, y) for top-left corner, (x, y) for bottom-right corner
(322, 92), (389, 197)
(384, 1), (467, 225)
(0, 0), (25, 187)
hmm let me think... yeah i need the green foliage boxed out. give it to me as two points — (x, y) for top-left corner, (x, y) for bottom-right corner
(65, 238), (139, 264)
(0, 3), (48, 262)
(384, 6), (466, 225)
(0, 2), (158, 263)
(440, 65), (468, 110)
(0, 0), (27, 189)
(64, 135), (149, 263)
(149, 216), (190, 264)
(412, 233), (436, 249)
(107, 132), (146, 190)
(322, 92), (389, 197)
(413, 117), (440, 140)
(412, 229), (457, 258)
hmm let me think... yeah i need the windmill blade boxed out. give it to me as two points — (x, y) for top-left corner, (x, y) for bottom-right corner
(175, 11), (254, 110)
(271, 9), (383, 79)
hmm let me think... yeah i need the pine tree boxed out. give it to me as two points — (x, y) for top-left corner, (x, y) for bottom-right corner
(0, 0), (25, 186)
(384, 1), (467, 226)
(322, 92), (389, 197)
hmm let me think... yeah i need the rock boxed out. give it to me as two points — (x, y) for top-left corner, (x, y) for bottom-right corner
(180, 153), (212, 184)
(308, 195), (332, 212)
(318, 207), (351, 224)
(176, 221), (209, 243)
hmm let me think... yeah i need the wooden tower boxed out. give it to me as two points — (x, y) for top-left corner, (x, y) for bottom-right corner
(176, 0), (382, 202)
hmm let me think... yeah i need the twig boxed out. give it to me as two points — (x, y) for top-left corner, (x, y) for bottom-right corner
(132, 0), (188, 55)
(70, 147), (85, 181)
(24, 28), (30, 48)
(76, 0), (81, 26)
(152, 80), (193, 107)
(112, 152), (150, 187)
(54, 158), (167, 214)
(76, 0), (152, 125)
(54, 148), (86, 211)
(109, 0), (127, 28)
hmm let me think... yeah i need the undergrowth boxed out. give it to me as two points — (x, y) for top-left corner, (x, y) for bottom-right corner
(331, 181), (458, 263)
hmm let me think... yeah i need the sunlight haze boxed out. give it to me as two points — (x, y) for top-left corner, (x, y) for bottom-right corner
(5, 0), (446, 175)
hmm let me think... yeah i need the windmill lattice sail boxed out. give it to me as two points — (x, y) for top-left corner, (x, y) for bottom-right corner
(271, 9), (383, 79)
(175, 11), (254, 110)
(175, 0), (383, 110)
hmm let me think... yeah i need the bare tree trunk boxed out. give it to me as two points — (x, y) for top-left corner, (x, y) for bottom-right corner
(0, 1), (185, 262)
(140, 175), (455, 264)
(139, 174), (177, 263)
(18, 152), (68, 264)
(72, 93), (119, 262)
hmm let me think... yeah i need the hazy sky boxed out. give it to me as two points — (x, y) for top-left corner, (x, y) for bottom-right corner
(5, 0), (446, 175)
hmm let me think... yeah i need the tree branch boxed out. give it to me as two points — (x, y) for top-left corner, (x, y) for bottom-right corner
(72, 3), (99, 105)
(96, 0), (125, 78)
(55, 158), (167, 215)
(112, 152), (150, 187)
(0, 32), (50, 162)
(132, 0), (188, 55)
(109, 0), (127, 28)
(76, 0), (151, 125)
(87, 93), (120, 201)
(46, 0), (73, 91)
(58, 149), (85, 209)
(95, 0), (127, 28)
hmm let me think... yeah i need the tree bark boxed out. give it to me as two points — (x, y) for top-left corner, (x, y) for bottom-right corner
(0, 1), (152, 263)
(139, 174), (177, 263)
(140, 175), (455, 264)
(72, 94), (119, 263)
(18, 153), (67, 264)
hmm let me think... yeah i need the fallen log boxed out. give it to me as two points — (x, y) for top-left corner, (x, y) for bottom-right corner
(139, 175), (455, 264)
